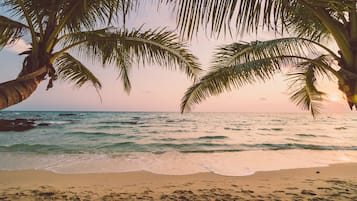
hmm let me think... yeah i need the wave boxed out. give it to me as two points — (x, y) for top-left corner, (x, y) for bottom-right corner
(285, 138), (302, 142)
(97, 121), (122, 124)
(258, 128), (283, 131)
(165, 119), (193, 123)
(139, 125), (152, 128)
(1, 142), (357, 154)
(295, 134), (330, 138)
(39, 120), (72, 125)
(159, 138), (177, 141)
(224, 127), (243, 131)
(100, 141), (135, 147)
(181, 149), (243, 153)
(98, 142), (229, 153)
(66, 131), (124, 137)
(242, 143), (357, 151)
(198, 136), (228, 140)
(0, 144), (73, 153)
(172, 129), (190, 133)
(296, 134), (317, 137)
(97, 121), (140, 125)
(58, 113), (77, 117)
(118, 121), (141, 125)
(98, 142), (138, 151)
(335, 127), (347, 130)
(91, 125), (124, 129)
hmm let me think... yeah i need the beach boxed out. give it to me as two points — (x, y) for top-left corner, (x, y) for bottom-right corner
(0, 163), (356, 200)
(1, 0), (357, 200)
(1, 112), (357, 200)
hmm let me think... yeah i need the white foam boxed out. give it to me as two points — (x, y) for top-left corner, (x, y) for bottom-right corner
(1, 150), (357, 176)
(42, 121), (72, 125)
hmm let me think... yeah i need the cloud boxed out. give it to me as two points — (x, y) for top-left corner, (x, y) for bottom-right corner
(5, 39), (31, 54)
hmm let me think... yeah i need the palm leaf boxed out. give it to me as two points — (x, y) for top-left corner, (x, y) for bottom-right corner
(181, 57), (287, 112)
(114, 45), (133, 93)
(55, 53), (102, 91)
(164, 0), (287, 39)
(117, 28), (202, 81)
(282, 2), (331, 41)
(166, 0), (351, 40)
(116, 0), (140, 26)
(211, 37), (321, 67)
(287, 57), (329, 117)
(181, 38), (338, 113)
(0, 15), (29, 47)
(56, 28), (202, 89)
(50, 0), (138, 34)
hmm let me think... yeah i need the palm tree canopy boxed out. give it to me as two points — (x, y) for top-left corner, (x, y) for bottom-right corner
(165, 0), (357, 115)
(165, 0), (350, 39)
(0, 0), (202, 109)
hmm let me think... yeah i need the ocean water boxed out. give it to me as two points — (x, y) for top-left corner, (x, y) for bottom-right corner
(1, 111), (357, 176)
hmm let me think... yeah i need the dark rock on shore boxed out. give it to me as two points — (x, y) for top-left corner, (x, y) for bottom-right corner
(0, 119), (50, 131)
(0, 119), (36, 131)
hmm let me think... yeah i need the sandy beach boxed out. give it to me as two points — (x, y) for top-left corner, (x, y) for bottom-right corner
(0, 163), (356, 200)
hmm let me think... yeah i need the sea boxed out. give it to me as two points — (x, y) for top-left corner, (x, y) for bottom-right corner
(0, 111), (357, 176)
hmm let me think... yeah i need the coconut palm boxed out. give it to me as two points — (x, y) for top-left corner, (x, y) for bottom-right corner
(165, 0), (357, 116)
(0, 0), (201, 109)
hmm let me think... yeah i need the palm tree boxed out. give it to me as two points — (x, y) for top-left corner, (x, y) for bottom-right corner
(165, 0), (357, 116)
(0, 0), (201, 109)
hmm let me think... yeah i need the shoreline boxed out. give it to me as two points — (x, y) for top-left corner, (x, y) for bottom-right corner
(2, 150), (357, 176)
(1, 163), (357, 200)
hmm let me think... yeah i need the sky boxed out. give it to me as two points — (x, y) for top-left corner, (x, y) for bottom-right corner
(0, 3), (352, 113)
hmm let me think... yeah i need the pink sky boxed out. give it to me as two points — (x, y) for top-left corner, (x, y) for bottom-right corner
(0, 3), (352, 113)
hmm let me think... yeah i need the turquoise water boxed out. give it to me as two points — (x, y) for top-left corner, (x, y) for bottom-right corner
(1, 111), (357, 175)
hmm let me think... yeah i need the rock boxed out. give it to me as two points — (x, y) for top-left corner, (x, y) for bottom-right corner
(160, 194), (168, 200)
(0, 119), (36, 131)
(38, 192), (55, 197)
(301, 190), (317, 196)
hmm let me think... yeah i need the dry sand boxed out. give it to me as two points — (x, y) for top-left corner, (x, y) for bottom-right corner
(0, 163), (357, 200)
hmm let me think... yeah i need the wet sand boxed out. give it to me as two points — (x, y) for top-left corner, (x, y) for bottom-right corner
(0, 163), (357, 200)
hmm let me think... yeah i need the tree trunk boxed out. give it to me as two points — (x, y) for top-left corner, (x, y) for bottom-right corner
(0, 67), (47, 110)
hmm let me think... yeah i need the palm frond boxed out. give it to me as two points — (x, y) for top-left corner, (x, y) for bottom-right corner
(0, 15), (29, 47)
(115, 45), (133, 93)
(282, 2), (331, 41)
(53, 0), (138, 34)
(164, 0), (288, 39)
(55, 53), (102, 91)
(1, 0), (136, 39)
(287, 56), (330, 117)
(181, 38), (313, 112)
(181, 57), (289, 112)
(181, 38), (339, 113)
(166, 0), (351, 40)
(57, 28), (202, 86)
(116, 0), (140, 27)
(59, 0), (114, 33)
(211, 37), (319, 68)
(117, 28), (202, 81)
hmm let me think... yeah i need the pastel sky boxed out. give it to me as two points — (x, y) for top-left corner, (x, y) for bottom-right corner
(0, 3), (351, 113)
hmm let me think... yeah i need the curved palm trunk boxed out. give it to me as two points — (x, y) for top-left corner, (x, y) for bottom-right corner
(0, 67), (47, 109)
